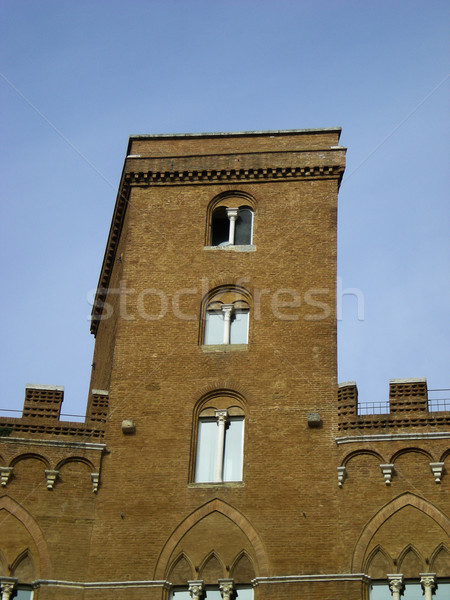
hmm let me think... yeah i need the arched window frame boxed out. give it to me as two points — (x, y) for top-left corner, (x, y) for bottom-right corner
(205, 192), (256, 249)
(199, 286), (252, 348)
(189, 391), (248, 485)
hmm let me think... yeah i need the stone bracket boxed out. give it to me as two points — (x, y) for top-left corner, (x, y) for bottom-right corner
(45, 469), (59, 490)
(0, 466), (13, 487)
(337, 466), (347, 487)
(380, 464), (395, 486)
(429, 462), (444, 483)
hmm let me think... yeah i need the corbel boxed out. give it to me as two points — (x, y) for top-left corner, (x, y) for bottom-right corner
(429, 462), (444, 483)
(380, 464), (395, 486)
(91, 472), (100, 493)
(337, 466), (347, 488)
(44, 469), (59, 490)
(0, 466), (13, 487)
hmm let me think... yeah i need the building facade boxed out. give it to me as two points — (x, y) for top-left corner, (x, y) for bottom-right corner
(0, 130), (448, 600)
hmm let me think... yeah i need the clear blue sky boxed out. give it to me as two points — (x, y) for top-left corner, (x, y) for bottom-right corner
(1, 0), (449, 419)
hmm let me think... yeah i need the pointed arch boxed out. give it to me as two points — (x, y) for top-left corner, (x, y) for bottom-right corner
(397, 544), (424, 577)
(167, 551), (195, 584)
(199, 550), (226, 582)
(230, 550), (256, 583)
(430, 542), (450, 573)
(364, 544), (394, 578)
(154, 499), (269, 579)
(0, 547), (7, 576)
(0, 496), (51, 577)
(352, 492), (450, 572)
(10, 548), (36, 581)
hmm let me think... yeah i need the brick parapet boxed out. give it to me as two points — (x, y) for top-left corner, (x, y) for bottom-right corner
(337, 379), (450, 432)
(0, 386), (108, 441)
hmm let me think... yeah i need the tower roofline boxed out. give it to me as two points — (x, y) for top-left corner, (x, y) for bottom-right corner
(128, 127), (342, 140)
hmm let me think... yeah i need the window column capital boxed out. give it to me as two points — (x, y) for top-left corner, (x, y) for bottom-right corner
(0, 578), (18, 600)
(188, 580), (204, 600)
(226, 207), (239, 220)
(221, 304), (234, 316)
(218, 578), (235, 600)
(215, 409), (229, 421)
(420, 573), (436, 600)
(387, 574), (403, 600)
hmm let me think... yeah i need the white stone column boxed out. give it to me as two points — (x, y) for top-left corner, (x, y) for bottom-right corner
(0, 579), (17, 600)
(219, 578), (235, 600)
(387, 574), (403, 600)
(221, 304), (233, 344)
(420, 573), (436, 600)
(226, 208), (239, 244)
(188, 580), (204, 600)
(214, 410), (228, 483)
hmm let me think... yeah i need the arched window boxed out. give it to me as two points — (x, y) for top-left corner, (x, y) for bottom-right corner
(191, 391), (247, 485)
(210, 205), (253, 246)
(195, 407), (245, 483)
(201, 287), (251, 347)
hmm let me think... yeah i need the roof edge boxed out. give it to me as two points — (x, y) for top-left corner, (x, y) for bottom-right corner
(129, 127), (342, 141)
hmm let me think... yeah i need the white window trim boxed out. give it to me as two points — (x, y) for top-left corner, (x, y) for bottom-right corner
(195, 410), (244, 484)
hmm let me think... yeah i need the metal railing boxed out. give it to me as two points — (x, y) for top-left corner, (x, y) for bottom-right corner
(357, 389), (450, 416)
(357, 402), (390, 416)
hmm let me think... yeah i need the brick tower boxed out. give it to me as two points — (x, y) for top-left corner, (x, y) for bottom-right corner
(1, 130), (448, 600)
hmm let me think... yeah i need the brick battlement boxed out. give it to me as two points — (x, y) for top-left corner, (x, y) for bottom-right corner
(0, 385), (109, 440)
(337, 378), (450, 432)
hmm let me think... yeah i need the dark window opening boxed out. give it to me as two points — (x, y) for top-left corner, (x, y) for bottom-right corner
(211, 206), (230, 246)
(235, 206), (253, 245)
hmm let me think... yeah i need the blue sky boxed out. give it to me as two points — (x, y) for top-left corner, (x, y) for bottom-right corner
(1, 0), (449, 419)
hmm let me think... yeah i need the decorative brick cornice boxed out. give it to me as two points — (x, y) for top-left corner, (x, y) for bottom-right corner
(338, 414), (450, 432)
(335, 431), (450, 444)
(123, 164), (344, 186)
(0, 420), (105, 439)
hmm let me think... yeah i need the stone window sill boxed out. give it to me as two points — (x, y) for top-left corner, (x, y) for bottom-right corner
(188, 481), (245, 489)
(201, 344), (248, 353)
(204, 244), (255, 252)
